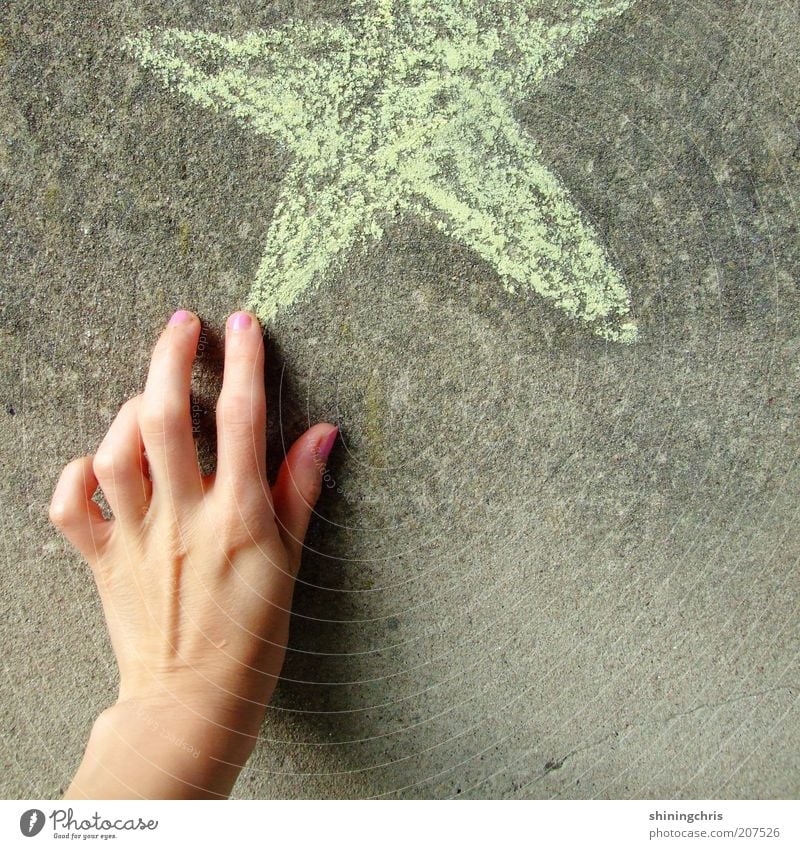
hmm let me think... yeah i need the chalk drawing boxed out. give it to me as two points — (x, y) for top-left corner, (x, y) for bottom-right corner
(126, 1), (638, 342)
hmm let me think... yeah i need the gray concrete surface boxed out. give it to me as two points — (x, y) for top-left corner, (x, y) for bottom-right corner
(1, 0), (798, 799)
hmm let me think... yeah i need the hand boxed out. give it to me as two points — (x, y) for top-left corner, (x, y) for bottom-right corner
(49, 309), (337, 798)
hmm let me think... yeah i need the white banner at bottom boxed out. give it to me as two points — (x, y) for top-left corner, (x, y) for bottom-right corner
(2, 799), (797, 848)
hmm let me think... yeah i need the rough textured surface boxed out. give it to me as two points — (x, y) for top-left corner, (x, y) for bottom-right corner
(1, 0), (798, 799)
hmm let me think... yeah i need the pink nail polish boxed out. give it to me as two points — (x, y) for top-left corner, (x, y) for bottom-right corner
(316, 426), (339, 464)
(228, 311), (252, 331)
(168, 309), (193, 326)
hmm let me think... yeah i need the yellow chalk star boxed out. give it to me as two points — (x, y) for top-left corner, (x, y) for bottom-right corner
(126, 0), (638, 342)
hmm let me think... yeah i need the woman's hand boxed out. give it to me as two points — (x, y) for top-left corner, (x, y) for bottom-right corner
(49, 309), (337, 798)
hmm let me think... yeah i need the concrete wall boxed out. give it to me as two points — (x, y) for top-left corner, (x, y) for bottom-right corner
(1, 1), (798, 798)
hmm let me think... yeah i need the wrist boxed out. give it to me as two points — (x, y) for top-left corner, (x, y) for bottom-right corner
(65, 696), (264, 799)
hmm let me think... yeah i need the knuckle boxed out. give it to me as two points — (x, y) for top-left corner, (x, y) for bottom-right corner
(218, 489), (273, 544)
(120, 395), (142, 416)
(92, 451), (116, 481)
(67, 456), (89, 473)
(218, 391), (264, 434)
(49, 458), (90, 525)
(139, 396), (187, 437)
(161, 395), (190, 426)
(154, 514), (193, 561)
(218, 515), (267, 553)
(48, 498), (70, 527)
(138, 404), (165, 437)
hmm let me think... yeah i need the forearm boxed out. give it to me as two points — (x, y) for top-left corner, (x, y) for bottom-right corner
(65, 699), (264, 800)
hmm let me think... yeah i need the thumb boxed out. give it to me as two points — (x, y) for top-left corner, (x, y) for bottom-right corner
(272, 423), (338, 570)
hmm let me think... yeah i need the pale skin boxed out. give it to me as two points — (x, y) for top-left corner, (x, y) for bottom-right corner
(48, 309), (338, 799)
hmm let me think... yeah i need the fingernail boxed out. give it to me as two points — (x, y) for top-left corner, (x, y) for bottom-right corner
(168, 309), (193, 326)
(316, 426), (339, 465)
(228, 311), (252, 331)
